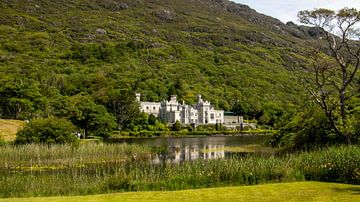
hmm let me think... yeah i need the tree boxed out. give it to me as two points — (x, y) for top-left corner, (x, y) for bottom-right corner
(106, 89), (140, 130)
(148, 114), (157, 125)
(298, 8), (360, 144)
(270, 105), (338, 151)
(0, 76), (43, 119)
(67, 94), (117, 138)
(15, 117), (78, 144)
(172, 121), (182, 131)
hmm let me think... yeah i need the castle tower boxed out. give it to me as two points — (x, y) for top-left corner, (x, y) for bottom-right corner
(135, 93), (141, 102)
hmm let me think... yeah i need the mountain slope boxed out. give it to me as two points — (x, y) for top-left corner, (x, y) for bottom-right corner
(0, 0), (313, 123)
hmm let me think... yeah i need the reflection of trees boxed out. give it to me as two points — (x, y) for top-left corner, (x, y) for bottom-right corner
(151, 144), (226, 164)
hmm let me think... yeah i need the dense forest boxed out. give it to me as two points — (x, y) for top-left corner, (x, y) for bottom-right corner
(0, 0), (359, 146)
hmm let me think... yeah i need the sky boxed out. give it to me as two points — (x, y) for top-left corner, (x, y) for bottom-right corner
(232, 0), (360, 24)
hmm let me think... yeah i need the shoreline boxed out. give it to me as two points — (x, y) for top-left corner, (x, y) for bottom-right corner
(108, 130), (276, 139)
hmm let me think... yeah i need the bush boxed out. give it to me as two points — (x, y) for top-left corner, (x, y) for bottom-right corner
(196, 124), (216, 131)
(172, 121), (182, 131)
(270, 107), (339, 150)
(15, 117), (79, 144)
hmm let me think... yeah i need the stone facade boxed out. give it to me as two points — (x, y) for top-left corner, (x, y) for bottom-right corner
(136, 94), (161, 117)
(223, 114), (257, 130)
(136, 93), (224, 125)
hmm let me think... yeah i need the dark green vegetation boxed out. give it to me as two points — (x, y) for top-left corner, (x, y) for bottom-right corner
(297, 8), (360, 145)
(111, 129), (274, 138)
(0, 0), (359, 148)
(0, 0), (318, 132)
(15, 117), (78, 144)
(271, 8), (360, 149)
(0, 144), (359, 198)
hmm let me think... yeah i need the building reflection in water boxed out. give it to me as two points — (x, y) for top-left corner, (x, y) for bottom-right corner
(151, 144), (225, 164)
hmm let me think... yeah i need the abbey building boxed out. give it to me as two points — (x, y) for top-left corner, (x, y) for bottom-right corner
(136, 94), (224, 125)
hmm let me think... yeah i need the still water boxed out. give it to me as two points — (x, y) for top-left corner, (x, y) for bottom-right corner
(110, 135), (274, 163)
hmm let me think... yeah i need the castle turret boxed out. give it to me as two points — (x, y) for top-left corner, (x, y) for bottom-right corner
(197, 94), (203, 103)
(135, 93), (141, 102)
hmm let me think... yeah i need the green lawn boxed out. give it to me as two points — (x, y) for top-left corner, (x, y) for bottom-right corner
(1, 182), (359, 202)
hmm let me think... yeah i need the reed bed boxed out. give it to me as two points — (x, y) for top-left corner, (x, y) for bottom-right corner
(0, 144), (359, 198)
(0, 143), (151, 169)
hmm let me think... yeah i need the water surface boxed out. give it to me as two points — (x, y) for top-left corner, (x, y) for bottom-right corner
(109, 135), (274, 163)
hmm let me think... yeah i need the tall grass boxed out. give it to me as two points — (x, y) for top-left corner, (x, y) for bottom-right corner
(0, 142), (151, 168)
(294, 146), (360, 184)
(0, 144), (359, 198)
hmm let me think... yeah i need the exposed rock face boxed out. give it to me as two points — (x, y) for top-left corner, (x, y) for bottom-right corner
(119, 3), (129, 9)
(286, 21), (325, 39)
(201, 0), (323, 40)
(94, 0), (129, 11)
(96, 28), (107, 34)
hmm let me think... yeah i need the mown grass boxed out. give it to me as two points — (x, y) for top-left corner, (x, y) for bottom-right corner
(0, 182), (359, 202)
(0, 119), (24, 141)
(0, 144), (359, 198)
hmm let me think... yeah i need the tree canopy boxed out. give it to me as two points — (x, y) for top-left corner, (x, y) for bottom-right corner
(15, 117), (78, 144)
(297, 8), (360, 144)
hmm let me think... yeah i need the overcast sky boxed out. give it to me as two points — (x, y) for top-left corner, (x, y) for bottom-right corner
(232, 0), (360, 24)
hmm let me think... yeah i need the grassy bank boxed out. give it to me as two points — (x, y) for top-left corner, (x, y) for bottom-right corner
(0, 144), (359, 198)
(1, 182), (359, 202)
(0, 119), (24, 142)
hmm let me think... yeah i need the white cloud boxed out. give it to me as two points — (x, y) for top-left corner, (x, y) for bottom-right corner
(232, 0), (360, 23)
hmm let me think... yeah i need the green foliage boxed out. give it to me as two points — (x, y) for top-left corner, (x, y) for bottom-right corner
(0, 0), (357, 142)
(0, 76), (43, 119)
(172, 121), (182, 131)
(0, 0), (310, 128)
(148, 114), (157, 125)
(15, 117), (78, 144)
(0, 144), (359, 197)
(111, 130), (275, 138)
(295, 146), (360, 184)
(270, 106), (341, 150)
(196, 124), (217, 131)
(104, 175), (136, 192)
(106, 89), (140, 130)
(67, 94), (117, 138)
(125, 113), (169, 132)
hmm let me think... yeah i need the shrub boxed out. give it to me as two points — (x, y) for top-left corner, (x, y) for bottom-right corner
(172, 121), (182, 131)
(15, 117), (78, 144)
(270, 107), (339, 150)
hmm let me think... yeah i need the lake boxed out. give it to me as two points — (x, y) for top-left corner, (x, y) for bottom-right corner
(108, 135), (275, 163)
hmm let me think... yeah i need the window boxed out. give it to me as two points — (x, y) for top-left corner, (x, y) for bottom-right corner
(210, 114), (215, 120)
(146, 106), (149, 110)
(153, 107), (156, 110)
